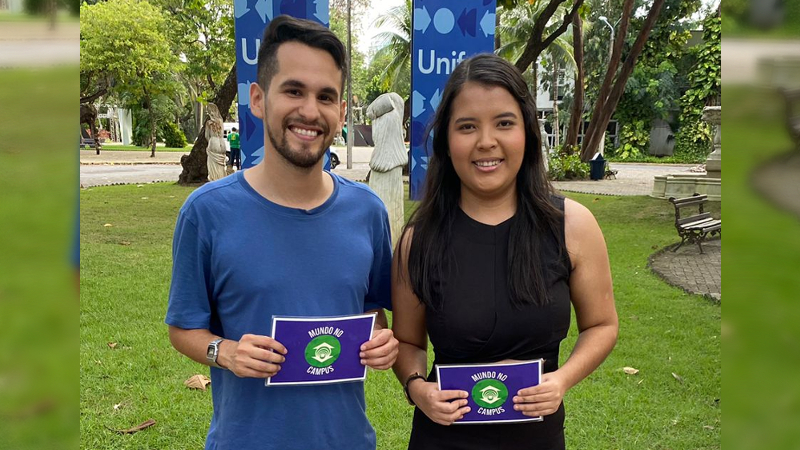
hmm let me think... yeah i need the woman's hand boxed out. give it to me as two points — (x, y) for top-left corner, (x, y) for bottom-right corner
(408, 380), (471, 426)
(512, 371), (567, 417)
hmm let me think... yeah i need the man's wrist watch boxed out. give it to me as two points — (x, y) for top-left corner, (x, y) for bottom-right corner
(206, 338), (225, 369)
(403, 372), (426, 406)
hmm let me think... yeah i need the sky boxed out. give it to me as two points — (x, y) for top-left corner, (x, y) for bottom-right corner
(355, 0), (405, 61)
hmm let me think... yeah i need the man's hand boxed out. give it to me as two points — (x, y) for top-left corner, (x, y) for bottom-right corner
(221, 334), (287, 379)
(359, 328), (398, 370)
(512, 371), (567, 417)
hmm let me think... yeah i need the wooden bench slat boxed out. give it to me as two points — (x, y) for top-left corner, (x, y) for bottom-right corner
(678, 213), (712, 226)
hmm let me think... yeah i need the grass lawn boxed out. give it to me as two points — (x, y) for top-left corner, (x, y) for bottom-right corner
(722, 85), (800, 449)
(80, 180), (720, 449)
(99, 144), (192, 153)
(1, 67), (78, 449)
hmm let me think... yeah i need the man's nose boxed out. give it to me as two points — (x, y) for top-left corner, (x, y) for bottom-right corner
(297, 96), (321, 122)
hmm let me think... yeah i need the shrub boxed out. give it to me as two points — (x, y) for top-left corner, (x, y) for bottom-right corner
(161, 122), (187, 148)
(548, 148), (590, 181)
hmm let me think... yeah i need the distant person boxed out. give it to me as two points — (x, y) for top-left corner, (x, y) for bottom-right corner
(166, 16), (398, 450)
(227, 126), (241, 170)
(391, 54), (618, 449)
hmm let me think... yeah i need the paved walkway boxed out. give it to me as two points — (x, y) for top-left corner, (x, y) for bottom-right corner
(0, 22), (79, 68)
(648, 238), (721, 303)
(80, 150), (718, 301)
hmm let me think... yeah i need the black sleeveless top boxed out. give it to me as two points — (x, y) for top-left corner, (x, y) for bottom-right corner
(408, 196), (572, 450)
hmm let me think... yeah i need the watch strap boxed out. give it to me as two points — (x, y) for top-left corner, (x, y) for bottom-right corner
(207, 338), (225, 369)
(403, 372), (426, 406)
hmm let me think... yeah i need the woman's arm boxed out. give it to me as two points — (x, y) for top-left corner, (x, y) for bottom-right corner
(513, 198), (618, 417)
(391, 231), (470, 425)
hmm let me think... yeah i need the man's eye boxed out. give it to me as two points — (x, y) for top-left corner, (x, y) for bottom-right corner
(287, 90), (302, 96)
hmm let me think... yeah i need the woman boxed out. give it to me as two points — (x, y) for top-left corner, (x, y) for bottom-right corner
(391, 54), (618, 449)
(205, 103), (227, 181)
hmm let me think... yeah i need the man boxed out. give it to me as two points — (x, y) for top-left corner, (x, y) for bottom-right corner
(227, 126), (241, 170)
(166, 16), (398, 450)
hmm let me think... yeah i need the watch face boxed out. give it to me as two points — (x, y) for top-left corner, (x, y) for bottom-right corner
(207, 345), (215, 359)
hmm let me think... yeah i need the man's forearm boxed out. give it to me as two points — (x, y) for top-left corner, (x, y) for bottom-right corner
(168, 326), (234, 369)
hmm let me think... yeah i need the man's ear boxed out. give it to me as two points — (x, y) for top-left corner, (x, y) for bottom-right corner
(339, 99), (346, 129)
(249, 82), (265, 120)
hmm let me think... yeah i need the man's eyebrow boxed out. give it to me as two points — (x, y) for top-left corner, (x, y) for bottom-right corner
(279, 79), (306, 90)
(279, 79), (339, 100)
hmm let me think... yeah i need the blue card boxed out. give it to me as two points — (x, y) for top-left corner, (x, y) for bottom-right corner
(266, 314), (376, 386)
(436, 359), (544, 424)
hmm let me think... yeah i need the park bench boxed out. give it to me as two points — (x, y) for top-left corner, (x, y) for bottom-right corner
(782, 87), (800, 151)
(668, 193), (721, 254)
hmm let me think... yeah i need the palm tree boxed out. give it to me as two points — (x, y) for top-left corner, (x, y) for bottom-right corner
(371, 0), (411, 136)
(372, 0), (411, 94)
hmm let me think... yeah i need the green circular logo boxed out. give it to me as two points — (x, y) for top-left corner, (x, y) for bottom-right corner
(471, 379), (509, 409)
(304, 335), (341, 368)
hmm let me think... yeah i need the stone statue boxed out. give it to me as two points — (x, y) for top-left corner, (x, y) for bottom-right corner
(205, 104), (227, 182)
(367, 93), (407, 247)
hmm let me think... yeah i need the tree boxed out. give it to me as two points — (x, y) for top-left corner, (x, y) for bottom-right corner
(178, 65), (238, 185)
(579, 0), (667, 161)
(563, 13), (584, 149)
(371, 0), (412, 135)
(511, 0), (585, 74)
(155, 0), (235, 141)
(80, 0), (183, 157)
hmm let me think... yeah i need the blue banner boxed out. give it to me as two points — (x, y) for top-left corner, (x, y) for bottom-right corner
(233, 0), (331, 170)
(409, 0), (497, 200)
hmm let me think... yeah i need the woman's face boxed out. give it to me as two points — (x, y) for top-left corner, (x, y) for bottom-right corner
(447, 82), (526, 201)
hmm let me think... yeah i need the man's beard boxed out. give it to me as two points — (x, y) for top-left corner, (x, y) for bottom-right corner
(267, 118), (332, 169)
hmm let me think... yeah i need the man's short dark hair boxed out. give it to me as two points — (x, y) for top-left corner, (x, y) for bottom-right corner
(257, 15), (347, 95)
(232, 127), (238, 132)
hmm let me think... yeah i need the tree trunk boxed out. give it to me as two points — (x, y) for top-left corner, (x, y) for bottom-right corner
(514, 0), (584, 74)
(579, 0), (665, 162)
(551, 58), (560, 149)
(564, 14), (584, 150)
(495, 8), (501, 51)
(148, 94), (157, 158)
(178, 63), (238, 185)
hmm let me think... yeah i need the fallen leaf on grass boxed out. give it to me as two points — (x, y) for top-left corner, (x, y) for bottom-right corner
(184, 374), (211, 390)
(703, 425), (715, 430)
(672, 372), (684, 383)
(119, 241), (131, 246)
(110, 419), (156, 434)
(103, 223), (113, 227)
(622, 367), (639, 375)
(113, 403), (123, 411)
(141, 197), (149, 200)
(107, 342), (117, 349)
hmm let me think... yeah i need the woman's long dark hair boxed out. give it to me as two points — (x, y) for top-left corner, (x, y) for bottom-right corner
(398, 53), (564, 309)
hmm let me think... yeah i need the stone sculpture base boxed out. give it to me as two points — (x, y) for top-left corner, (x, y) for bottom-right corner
(652, 173), (721, 201)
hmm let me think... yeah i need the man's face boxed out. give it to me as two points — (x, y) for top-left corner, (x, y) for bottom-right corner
(249, 41), (345, 169)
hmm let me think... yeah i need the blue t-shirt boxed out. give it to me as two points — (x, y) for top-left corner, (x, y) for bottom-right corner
(166, 171), (393, 450)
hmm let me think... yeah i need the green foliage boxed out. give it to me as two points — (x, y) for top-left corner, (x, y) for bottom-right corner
(24, 0), (79, 15)
(370, 0), (411, 97)
(675, 13), (720, 160)
(161, 122), (187, 148)
(612, 120), (649, 160)
(548, 148), (590, 180)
